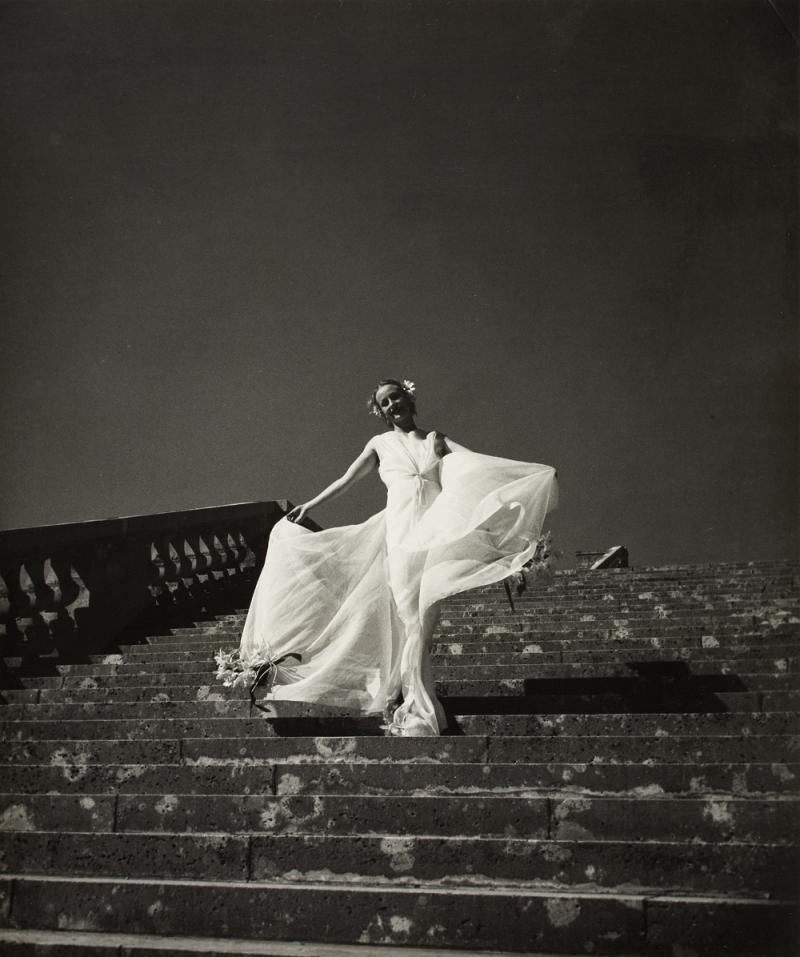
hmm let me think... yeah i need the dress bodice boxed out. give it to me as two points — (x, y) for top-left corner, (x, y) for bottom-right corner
(375, 430), (441, 490)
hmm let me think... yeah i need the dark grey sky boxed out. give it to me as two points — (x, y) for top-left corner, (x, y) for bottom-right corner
(1, 0), (797, 567)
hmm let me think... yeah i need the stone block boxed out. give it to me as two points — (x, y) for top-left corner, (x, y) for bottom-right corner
(0, 794), (114, 833)
(0, 831), (249, 880)
(181, 735), (488, 765)
(646, 896), (799, 957)
(1, 762), (275, 796)
(549, 795), (797, 844)
(6, 877), (646, 952)
(116, 794), (549, 838)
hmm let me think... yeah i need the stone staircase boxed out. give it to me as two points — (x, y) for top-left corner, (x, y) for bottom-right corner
(0, 559), (798, 956)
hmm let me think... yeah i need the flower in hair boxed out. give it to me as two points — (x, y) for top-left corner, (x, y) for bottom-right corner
(402, 379), (416, 395)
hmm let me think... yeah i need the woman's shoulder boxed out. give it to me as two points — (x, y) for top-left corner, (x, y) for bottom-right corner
(427, 429), (450, 457)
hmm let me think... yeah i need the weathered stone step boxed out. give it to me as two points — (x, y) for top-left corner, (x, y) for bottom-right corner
(122, 631), (800, 654)
(2, 761), (796, 798)
(0, 830), (794, 898)
(0, 735), (487, 766)
(0, 928), (634, 957)
(45, 661), (800, 695)
(435, 622), (800, 638)
(102, 644), (800, 668)
(55, 657), (800, 682)
(3, 691), (797, 724)
(181, 734), (797, 766)
(1, 733), (795, 768)
(154, 620), (800, 643)
(1, 874), (796, 956)
(4, 791), (793, 842)
(3, 710), (797, 743)
(436, 674), (798, 697)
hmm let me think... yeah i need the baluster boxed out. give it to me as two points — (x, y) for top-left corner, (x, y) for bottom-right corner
(196, 535), (213, 584)
(226, 533), (241, 576)
(64, 564), (90, 623)
(182, 538), (197, 589)
(149, 542), (166, 599)
(211, 535), (228, 580)
(236, 531), (257, 572)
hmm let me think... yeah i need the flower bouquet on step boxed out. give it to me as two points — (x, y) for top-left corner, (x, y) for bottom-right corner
(214, 646), (303, 705)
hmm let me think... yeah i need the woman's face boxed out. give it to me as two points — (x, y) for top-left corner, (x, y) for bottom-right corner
(375, 383), (414, 426)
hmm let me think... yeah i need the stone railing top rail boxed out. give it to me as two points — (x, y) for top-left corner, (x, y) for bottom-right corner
(0, 500), (293, 559)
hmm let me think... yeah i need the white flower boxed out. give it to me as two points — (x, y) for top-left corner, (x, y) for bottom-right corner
(402, 379), (416, 395)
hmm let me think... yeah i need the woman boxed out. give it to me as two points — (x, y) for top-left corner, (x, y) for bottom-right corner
(218, 378), (558, 736)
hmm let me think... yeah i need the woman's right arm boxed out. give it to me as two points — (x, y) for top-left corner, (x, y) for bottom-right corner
(286, 441), (379, 524)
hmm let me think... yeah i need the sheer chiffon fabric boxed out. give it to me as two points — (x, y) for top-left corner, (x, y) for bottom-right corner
(238, 431), (558, 736)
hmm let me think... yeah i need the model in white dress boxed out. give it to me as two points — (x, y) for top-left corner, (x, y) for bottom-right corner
(224, 379), (558, 737)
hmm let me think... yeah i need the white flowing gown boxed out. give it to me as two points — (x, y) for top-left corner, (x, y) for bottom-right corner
(238, 431), (558, 736)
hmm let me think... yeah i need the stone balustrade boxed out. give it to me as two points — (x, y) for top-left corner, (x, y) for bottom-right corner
(0, 501), (294, 679)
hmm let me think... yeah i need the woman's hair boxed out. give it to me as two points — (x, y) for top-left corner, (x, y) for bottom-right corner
(367, 378), (417, 425)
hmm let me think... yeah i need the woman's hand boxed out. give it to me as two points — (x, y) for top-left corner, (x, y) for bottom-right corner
(286, 504), (311, 524)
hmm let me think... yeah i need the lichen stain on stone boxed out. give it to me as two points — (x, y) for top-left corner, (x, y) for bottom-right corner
(542, 843), (572, 864)
(154, 794), (179, 815)
(701, 636), (720, 648)
(277, 772), (303, 795)
(379, 836), (415, 872)
(0, 804), (35, 831)
(151, 693), (171, 703)
(57, 911), (99, 931)
(389, 915), (412, 935)
(147, 900), (164, 917)
(79, 797), (96, 810)
(116, 766), (146, 783)
(545, 897), (581, 928)
(631, 783), (665, 797)
(259, 805), (280, 830)
(314, 737), (358, 760)
(771, 763), (795, 782)
(703, 799), (734, 825)
(774, 659), (788, 672)
(51, 747), (90, 783)
(523, 644), (543, 654)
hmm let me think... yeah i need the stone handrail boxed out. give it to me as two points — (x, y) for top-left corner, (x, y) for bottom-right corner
(0, 500), (296, 679)
(575, 546), (630, 570)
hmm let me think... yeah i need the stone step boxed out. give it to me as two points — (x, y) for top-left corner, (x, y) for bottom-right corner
(101, 643), (800, 668)
(0, 875), (796, 956)
(2, 791), (793, 842)
(0, 929), (638, 957)
(46, 655), (800, 685)
(6, 682), (800, 712)
(2, 761), (796, 798)
(155, 619), (800, 639)
(54, 656), (800, 681)
(122, 632), (800, 654)
(12, 685), (796, 721)
(0, 831), (794, 898)
(435, 623), (800, 639)
(3, 709), (797, 743)
(0, 733), (796, 767)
